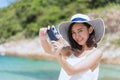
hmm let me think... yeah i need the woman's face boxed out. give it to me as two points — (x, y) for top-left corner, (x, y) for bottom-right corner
(71, 23), (90, 46)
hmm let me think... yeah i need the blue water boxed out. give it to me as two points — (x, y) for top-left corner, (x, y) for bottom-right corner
(0, 55), (120, 80)
(99, 63), (120, 80)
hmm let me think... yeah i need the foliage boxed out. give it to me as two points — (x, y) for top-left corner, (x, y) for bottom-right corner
(88, 0), (120, 8)
(0, 0), (119, 43)
(111, 38), (120, 47)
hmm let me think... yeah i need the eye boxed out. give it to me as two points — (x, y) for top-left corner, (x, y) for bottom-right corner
(72, 31), (75, 34)
(78, 29), (83, 32)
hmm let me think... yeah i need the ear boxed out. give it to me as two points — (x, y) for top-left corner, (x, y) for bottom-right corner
(89, 26), (93, 34)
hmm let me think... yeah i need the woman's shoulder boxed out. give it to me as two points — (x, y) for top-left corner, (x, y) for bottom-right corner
(91, 48), (103, 59)
(87, 47), (102, 57)
(94, 48), (102, 54)
(61, 46), (73, 58)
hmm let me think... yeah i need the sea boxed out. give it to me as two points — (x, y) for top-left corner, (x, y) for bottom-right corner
(0, 55), (120, 80)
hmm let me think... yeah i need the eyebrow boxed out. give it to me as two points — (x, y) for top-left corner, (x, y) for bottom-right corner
(72, 27), (84, 32)
(77, 28), (83, 30)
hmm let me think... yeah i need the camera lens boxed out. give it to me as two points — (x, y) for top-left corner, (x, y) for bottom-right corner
(52, 27), (54, 30)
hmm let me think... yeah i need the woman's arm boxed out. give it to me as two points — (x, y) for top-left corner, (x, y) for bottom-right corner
(57, 49), (102, 75)
(39, 28), (72, 58)
(39, 28), (53, 54)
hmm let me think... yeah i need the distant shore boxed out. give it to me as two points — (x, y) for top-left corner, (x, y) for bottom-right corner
(0, 37), (120, 64)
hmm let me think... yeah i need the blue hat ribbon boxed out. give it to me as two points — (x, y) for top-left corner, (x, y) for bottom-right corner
(71, 17), (87, 22)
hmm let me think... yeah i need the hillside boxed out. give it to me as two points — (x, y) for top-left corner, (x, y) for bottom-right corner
(0, 0), (120, 64)
(0, 0), (120, 43)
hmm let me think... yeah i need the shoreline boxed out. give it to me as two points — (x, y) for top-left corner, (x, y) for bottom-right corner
(0, 37), (120, 64)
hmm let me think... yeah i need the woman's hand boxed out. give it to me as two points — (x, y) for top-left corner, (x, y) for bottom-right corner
(51, 41), (64, 55)
(51, 40), (66, 62)
(39, 27), (48, 40)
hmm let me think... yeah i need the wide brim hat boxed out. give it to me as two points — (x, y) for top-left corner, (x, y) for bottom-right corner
(58, 14), (105, 44)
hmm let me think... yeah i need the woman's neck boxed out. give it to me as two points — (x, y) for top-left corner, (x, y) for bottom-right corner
(74, 45), (94, 57)
(82, 44), (94, 51)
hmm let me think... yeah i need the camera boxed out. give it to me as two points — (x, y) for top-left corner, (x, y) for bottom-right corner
(47, 25), (60, 41)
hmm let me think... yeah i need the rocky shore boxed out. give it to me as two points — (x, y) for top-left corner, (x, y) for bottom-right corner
(0, 38), (56, 60)
(0, 37), (120, 64)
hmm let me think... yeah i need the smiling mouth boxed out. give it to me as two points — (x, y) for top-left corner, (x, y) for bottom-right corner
(76, 38), (83, 43)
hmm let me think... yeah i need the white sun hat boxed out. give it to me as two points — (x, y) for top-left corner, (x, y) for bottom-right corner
(58, 13), (105, 44)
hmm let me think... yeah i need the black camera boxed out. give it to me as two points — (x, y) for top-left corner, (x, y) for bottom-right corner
(47, 25), (60, 41)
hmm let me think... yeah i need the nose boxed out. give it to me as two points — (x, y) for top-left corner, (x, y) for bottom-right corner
(75, 33), (80, 40)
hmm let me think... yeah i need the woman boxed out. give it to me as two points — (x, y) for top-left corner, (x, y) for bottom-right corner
(39, 13), (105, 80)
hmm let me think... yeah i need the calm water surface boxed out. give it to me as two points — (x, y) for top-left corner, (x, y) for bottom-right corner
(0, 55), (120, 80)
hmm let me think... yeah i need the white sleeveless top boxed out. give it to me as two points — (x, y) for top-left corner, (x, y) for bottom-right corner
(58, 54), (99, 80)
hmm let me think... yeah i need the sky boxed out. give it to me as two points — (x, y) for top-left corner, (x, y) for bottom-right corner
(0, 0), (16, 8)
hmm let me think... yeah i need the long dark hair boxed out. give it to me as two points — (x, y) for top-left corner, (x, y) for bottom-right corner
(68, 22), (97, 51)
